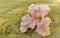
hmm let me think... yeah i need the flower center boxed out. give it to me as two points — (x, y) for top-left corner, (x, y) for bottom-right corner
(35, 12), (41, 21)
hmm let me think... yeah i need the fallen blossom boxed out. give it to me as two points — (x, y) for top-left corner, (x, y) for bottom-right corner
(20, 4), (51, 36)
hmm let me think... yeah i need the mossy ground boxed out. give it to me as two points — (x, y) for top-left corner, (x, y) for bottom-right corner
(0, 0), (60, 38)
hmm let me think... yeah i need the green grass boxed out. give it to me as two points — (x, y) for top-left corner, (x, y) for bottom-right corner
(0, 0), (60, 38)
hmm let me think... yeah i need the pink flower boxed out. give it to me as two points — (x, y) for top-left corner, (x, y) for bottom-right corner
(20, 4), (51, 36)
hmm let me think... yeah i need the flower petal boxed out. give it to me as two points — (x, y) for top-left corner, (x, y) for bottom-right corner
(28, 4), (36, 19)
(35, 17), (51, 36)
(43, 17), (51, 26)
(28, 4), (35, 13)
(20, 27), (28, 33)
(39, 4), (50, 12)
(20, 14), (32, 33)
(28, 20), (37, 29)
(39, 4), (51, 18)
(21, 14), (32, 22)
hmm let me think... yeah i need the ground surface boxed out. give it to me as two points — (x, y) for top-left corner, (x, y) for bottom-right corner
(0, 0), (60, 38)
